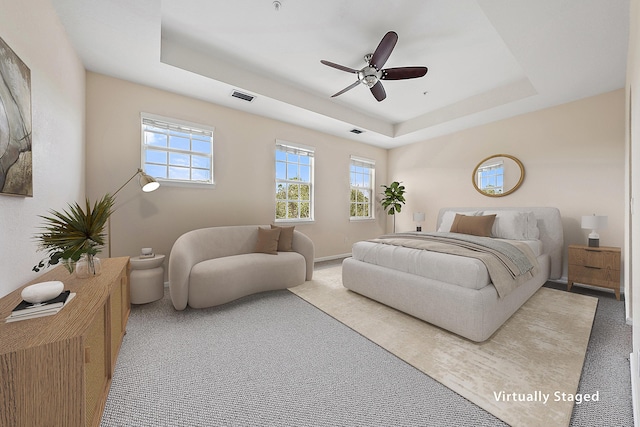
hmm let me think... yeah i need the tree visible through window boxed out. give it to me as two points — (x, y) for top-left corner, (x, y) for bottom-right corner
(350, 156), (375, 219)
(275, 142), (314, 221)
(141, 113), (214, 185)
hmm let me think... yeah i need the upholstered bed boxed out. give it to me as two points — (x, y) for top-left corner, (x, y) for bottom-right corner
(342, 207), (563, 342)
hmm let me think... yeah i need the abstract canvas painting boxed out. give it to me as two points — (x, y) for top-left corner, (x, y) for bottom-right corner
(0, 36), (32, 197)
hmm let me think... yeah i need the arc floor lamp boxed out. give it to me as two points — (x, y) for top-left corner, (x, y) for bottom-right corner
(108, 168), (160, 257)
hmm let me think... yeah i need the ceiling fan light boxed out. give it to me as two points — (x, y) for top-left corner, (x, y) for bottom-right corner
(363, 75), (377, 87)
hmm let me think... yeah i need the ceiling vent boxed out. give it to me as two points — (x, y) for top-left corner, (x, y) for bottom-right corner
(350, 128), (364, 135)
(231, 90), (255, 102)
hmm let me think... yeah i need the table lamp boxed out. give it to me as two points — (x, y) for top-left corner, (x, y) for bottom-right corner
(413, 212), (425, 232)
(581, 214), (607, 247)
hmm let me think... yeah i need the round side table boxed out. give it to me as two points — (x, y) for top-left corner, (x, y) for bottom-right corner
(129, 254), (165, 304)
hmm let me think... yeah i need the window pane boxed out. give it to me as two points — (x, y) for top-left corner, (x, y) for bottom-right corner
(287, 152), (299, 163)
(276, 150), (286, 161)
(169, 166), (190, 180)
(145, 164), (167, 179)
(146, 150), (167, 164)
(276, 184), (287, 200)
(289, 184), (299, 199)
(169, 152), (190, 166)
(287, 164), (299, 180)
(299, 155), (310, 165)
(299, 165), (310, 182)
(276, 202), (287, 219)
(169, 136), (190, 150)
(191, 168), (210, 181)
(192, 139), (211, 154)
(192, 155), (210, 169)
(145, 132), (167, 147)
(300, 202), (310, 218)
(276, 162), (286, 180)
(300, 184), (310, 201)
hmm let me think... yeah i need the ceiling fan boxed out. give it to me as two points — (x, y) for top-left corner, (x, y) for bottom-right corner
(321, 31), (428, 102)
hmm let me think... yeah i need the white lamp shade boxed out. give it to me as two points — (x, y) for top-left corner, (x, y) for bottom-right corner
(413, 212), (426, 222)
(581, 215), (608, 231)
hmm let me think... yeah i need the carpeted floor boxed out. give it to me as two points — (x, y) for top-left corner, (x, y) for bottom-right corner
(101, 263), (633, 427)
(292, 266), (600, 427)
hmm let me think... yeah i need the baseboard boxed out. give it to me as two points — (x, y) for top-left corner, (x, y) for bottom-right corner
(315, 253), (351, 263)
(631, 351), (639, 427)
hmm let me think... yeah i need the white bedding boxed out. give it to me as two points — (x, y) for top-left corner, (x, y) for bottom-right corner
(351, 236), (544, 291)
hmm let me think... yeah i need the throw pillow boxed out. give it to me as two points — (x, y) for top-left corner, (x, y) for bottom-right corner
(271, 224), (295, 251)
(437, 210), (479, 232)
(255, 227), (281, 255)
(450, 214), (496, 237)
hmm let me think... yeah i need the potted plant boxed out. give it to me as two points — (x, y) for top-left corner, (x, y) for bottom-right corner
(33, 194), (114, 276)
(381, 181), (406, 233)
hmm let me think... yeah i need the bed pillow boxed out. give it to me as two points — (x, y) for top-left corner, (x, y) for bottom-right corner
(526, 212), (540, 239)
(437, 210), (479, 232)
(450, 214), (496, 237)
(481, 210), (538, 240)
(254, 227), (281, 255)
(270, 224), (295, 251)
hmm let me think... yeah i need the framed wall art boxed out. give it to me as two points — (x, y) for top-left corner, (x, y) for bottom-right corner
(0, 35), (32, 197)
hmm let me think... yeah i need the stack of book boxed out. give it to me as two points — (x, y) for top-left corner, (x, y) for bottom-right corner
(5, 290), (76, 323)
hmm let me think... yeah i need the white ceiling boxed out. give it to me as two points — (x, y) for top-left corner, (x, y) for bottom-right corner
(51, 0), (629, 149)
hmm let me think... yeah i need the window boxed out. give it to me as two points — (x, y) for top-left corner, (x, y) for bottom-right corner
(476, 160), (504, 195)
(141, 113), (214, 186)
(275, 141), (314, 221)
(350, 156), (375, 219)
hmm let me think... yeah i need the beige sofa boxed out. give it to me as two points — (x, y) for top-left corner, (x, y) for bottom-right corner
(169, 225), (314, 310)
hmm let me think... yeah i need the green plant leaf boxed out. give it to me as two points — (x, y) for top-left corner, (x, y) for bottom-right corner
(33, 194), (114, 271)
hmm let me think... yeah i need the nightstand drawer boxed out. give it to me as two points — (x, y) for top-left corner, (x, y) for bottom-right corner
(568, 264), (620, 288)
(568, 247), (620, 270)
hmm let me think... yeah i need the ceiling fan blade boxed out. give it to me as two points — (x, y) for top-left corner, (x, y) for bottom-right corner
(370, 81), (386, 102)
(331, 80), (361, 98)
(369, 31), (398, 70)
(381, 67), (428, 80)
(321, 60), (359, 74)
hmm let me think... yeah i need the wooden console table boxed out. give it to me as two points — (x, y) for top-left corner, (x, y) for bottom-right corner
(0, 257), (130, 427)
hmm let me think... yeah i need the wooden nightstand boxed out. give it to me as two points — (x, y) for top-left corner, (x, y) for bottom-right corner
(568, 244), (621, 300)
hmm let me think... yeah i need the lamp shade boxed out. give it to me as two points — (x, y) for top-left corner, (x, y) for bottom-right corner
(140, 172), (160, 192)
(413, 212), (426, 222)
(581, 215), (608, 231)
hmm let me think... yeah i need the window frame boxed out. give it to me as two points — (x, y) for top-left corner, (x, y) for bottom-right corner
(349, 156), (376, 221)
(140, 112), (215, 188)
(275, 140), (315, 223)
(476, 160), (504, 195)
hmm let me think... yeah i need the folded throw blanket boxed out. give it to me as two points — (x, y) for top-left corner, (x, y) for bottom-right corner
(369, 232), (539, 298)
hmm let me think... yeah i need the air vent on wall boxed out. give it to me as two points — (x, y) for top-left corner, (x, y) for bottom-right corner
(231, 90), (255, 102)
(350, 128), (364, 134)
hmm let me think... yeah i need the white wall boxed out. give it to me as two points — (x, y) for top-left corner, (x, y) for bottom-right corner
(85, 73), (387, 264)
(626, 0), (640, 421)
(388, 89), (625, 281)
(0, 0), (86, 298)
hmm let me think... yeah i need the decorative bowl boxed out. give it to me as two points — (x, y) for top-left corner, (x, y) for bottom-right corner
(21, 280), (64, 304)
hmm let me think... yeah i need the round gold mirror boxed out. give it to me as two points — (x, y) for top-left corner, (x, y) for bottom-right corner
(472, 154), (524, 197)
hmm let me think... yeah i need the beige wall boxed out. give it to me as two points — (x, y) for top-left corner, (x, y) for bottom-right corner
(389, 89), (625, 279)
(85, 73), (387, 264)
(0, 0), (86, 298)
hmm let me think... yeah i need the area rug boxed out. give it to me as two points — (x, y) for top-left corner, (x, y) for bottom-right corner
(289, 266), (599, 427)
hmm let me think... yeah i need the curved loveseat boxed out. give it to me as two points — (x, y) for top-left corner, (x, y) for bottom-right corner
(169, 225), (314, 310)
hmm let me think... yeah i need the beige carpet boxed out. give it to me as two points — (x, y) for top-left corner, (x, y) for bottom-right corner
(289, 266), (598, 427)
